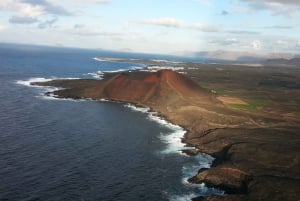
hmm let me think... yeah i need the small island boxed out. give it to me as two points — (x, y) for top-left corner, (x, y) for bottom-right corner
(32, 62), (300, 201)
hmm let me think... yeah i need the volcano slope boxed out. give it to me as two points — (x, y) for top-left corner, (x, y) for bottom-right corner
(33, 69), (300, 201)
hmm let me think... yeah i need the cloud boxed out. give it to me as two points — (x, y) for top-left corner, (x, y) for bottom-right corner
(9, 15), (38, 24)
(189, 23), (220, 32)
(264, 25), (293, 29)
(38, 17), (57, 29)
(227, 30), (261, 35)
(89, 0), (110, 4)
(68, 28), (121, 37)
(22, 0), (71, 16)
(0, 0), (45, 17)
(74, 24), (85, 29)
(137, 17), (220, 32)
(222, 10), (229, 15)
(138, 17), (184, 28)
(210, 38), (239, 46)
(1, 0), (67, 28)
(71, 0), (110, 4)
(253, 0), (300, 6)
(240, 0), (300, 17)
(276, 40), (288, 46)
(251, 40), (262, 50)
(138, 17), (264, 34)
(0, 25), (6, 31)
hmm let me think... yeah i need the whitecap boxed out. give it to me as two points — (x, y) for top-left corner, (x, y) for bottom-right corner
(124, 103), (193, 154)
(86, 72), (104, 79)
(181, 154), (214, 185)
(168, 193), (198, 201)
(124, 103), (150, 113)
(15, 77), (80, 101)
(168, 184), (224, 201)
(16, 77), (53, 87)
(16, 77), (80, 87)
(93, 57), (105, 62)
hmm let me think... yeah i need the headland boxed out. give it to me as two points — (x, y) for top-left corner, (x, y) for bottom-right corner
(32, 61), (300, 201)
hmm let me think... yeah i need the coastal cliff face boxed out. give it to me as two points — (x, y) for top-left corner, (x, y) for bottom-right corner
(32, 69), (300, 201)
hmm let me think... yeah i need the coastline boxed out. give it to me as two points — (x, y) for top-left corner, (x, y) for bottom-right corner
(26, 63), (300, 201)
(18, 77), (223, 199)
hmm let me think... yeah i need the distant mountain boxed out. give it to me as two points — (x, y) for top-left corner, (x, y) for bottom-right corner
(193, 50), (297, 63)
(264, 57), (300, 66)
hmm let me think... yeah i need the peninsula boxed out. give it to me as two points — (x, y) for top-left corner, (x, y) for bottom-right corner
(32, 64), (300, 201)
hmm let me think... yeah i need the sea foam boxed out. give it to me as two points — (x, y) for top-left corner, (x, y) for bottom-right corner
(124, 103), (190, 154)
(16, 77), (53, 87)
(86, 66), (144, 79)
(16, 77), (80, 101)
(124, 103), (223, 199)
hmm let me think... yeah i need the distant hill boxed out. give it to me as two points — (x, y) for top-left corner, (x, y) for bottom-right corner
(264, 57), (300, 66)
(193, 50), (298, 63)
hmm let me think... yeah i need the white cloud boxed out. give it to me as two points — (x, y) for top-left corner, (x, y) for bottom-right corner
(276, 40), (288, 46)
(210, 38), (239, 46)
(137, 17), (220, 32)
(0, 0), (45, 17)
(264, 25), (293, 29)
(251, 40), (262, 50)
(188, 23), (220, 32)
(138, 17), (184, 28)
(89, 0), (110, 4)
(0, 25), (6, 31)
(69, 0), (110, 4)
(67, 27), (121, 37)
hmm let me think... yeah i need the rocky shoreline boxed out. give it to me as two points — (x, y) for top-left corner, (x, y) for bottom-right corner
(32, 69), (300, 201)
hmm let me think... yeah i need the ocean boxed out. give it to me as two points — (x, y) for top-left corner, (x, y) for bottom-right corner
(0, 44), (222, 201)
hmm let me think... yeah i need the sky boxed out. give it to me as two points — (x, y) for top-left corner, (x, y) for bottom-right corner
(0, 0), (300, 55)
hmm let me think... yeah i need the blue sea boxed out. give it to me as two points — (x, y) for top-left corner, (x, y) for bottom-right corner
(0, 44), (222, 201)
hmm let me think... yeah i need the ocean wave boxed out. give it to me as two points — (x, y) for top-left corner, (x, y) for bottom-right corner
(168, 193), (197, 201)
(93, 57), (105, 62)
(86, 66), (144, 79)
(16, 77), (80, 87)
(16, 77), (53, 87)
(124, 103), (193, 154)
(124, 103), (222, 199)
(181, 154), (214, 185)
(15, 77), (80, 101)
(168, 183), (224, 201)
(124, 103), (150, 113)
(86, 71), (104, 79)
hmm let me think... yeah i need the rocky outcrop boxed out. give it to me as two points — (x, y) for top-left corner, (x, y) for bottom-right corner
(189, 166), (252, 194)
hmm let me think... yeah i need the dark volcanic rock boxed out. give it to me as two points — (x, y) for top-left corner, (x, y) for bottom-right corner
(181, 149), (199, 156)
(194, 195), (245, 201)
(189, 166), (251, 194)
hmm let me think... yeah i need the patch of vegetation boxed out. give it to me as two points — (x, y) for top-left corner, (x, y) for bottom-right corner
(229, 98), (270, 112)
